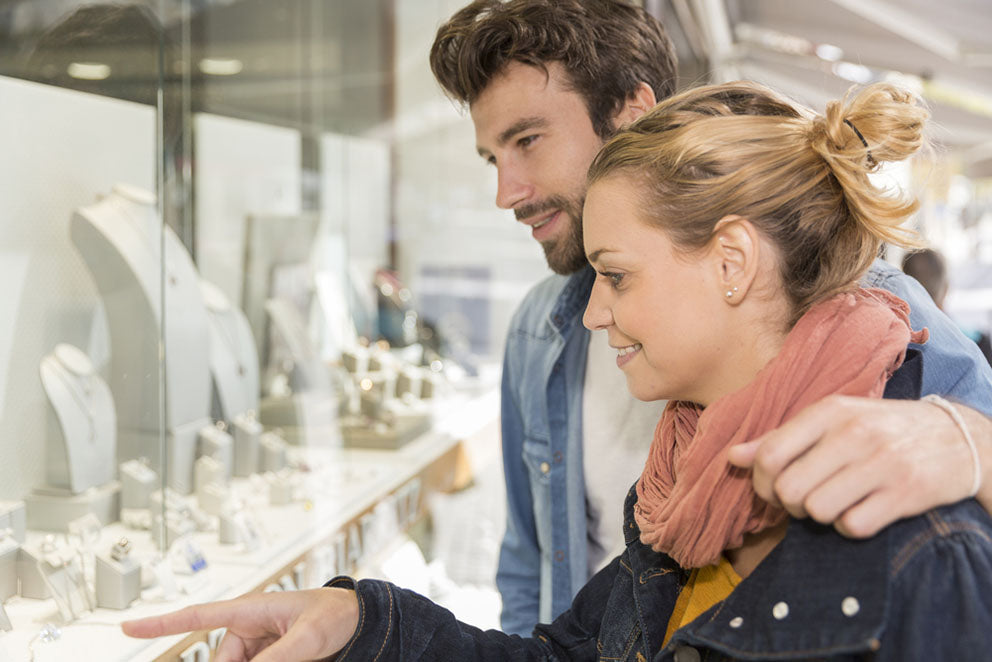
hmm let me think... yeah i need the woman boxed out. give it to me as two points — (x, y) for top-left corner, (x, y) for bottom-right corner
(123, 81), (992, 660)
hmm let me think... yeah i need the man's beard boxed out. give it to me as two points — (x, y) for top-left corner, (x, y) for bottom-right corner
(515, 194), (587, 275)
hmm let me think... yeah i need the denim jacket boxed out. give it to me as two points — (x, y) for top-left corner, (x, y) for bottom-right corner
(496, 259), (992, 636)
(330, 356), (992, 661)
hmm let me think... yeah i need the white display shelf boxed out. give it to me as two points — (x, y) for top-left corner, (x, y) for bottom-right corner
(1, 380), (499, 662)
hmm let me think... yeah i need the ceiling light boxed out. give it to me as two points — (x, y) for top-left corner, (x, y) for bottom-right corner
(832, 62), (873, 84)
(198, 58), (243, 76)
(815, 44), (844, 62)
(67, 62), (111, 80)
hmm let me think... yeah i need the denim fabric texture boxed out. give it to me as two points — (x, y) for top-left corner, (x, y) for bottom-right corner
(327, 356), (992, 660)
(494, 259), (992, 637)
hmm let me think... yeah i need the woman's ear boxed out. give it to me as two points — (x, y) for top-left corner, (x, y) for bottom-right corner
(612, 82), (657, 129)
(710, 216), (761, 305)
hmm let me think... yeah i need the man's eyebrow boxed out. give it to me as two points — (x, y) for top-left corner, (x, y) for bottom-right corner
(477, 116), (550, 157)
(497, 116), (548, 145)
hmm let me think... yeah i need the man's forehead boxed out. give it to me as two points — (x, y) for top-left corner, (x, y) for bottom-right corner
(471, 64), (585, 149)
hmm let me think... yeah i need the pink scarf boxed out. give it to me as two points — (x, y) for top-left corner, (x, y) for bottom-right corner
(634, 288), (928, 568)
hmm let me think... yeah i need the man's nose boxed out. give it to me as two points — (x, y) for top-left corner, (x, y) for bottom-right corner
(495, 162), (532, 211)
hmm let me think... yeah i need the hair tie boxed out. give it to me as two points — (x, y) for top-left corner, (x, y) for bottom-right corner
(843, 118), (876, 167)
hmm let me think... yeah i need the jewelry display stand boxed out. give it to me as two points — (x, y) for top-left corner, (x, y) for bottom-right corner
(16, 546), (50, 600)
(120, 459), (158, 510)
(0, 535), (17, 601)
(70, 184), (212, 494)
(24, 482), (121, 532)
(36, 539), (93, 622)
(201, 280), (260, 423)
(232, 412), (262, 477)
(194, 456), (226, 497)
(94, 539), (141, 610)
(27, 345), (121, 530)
(258, 298), (338, 445)
(259, 432), (288, 473)
(0, 502), (26, 543)
(197, 424), (233, 479)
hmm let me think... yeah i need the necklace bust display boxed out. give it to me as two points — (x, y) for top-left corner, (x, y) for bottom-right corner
(39, 344), (116, 494)
(70, 184), (212, 493)
(201, 279), (260, 421)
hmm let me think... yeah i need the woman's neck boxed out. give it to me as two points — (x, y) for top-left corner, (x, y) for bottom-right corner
(725, 520), (788, 578)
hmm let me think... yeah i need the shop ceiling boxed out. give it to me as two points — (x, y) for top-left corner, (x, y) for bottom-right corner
(1, 0), (990, 168)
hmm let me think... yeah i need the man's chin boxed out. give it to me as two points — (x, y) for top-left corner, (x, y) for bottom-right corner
(542, 242), (588, 275)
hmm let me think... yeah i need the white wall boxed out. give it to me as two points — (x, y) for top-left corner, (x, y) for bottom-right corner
(0, 76), (154, 498)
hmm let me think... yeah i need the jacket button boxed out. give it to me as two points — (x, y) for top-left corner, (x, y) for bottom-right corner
(554, 550), (565, 562)
(842, 596), (860, 617)
(674, 645), (701, 662)
(729, 616), (743, 628)
(540, 462), (550, 474)
(772, 601), (789, 620)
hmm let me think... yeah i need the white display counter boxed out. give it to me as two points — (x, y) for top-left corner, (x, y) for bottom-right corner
(1, 384), (498, 662)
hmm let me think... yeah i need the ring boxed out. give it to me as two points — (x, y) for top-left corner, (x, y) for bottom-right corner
(111, 537), (131, 561)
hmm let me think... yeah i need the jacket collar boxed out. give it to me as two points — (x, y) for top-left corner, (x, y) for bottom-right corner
(668, 517), (890, 659)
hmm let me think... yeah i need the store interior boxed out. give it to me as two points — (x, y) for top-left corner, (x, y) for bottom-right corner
(0, 1), (989, 660)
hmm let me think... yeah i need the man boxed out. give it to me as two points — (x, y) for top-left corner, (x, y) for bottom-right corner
(429, 0), (992, 636)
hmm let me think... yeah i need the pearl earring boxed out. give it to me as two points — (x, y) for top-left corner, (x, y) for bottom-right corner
(725, 286), (738, 298)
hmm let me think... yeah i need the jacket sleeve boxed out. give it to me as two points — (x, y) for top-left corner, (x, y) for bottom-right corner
(872, 262), (992, 416)
(327, 555), (619, 660)
(496, 339), (542, 636)
(880, 502), (992, 661)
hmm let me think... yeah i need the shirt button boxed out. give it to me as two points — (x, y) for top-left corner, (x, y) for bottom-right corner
(553, 451), (563, 463)
(729, 616), (743, 628)
(554, 550), (565, 562)
(674, 645), (701, 662)
(842, 596), (860, 617)
(540, 462), (550, 474)
(772, 601), (789, 620)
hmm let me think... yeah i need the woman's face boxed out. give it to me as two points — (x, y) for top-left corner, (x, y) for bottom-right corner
(582, 176), (733, 406)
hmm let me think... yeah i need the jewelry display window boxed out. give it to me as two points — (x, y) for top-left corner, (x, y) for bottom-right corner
(0, 1), (512, 659)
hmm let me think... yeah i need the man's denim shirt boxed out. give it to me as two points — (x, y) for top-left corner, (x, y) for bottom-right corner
(495, 258), (992, 636)
(329, 358), (992, 660)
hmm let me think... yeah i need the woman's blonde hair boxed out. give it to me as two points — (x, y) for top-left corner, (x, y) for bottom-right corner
(588, 80), (928, 322)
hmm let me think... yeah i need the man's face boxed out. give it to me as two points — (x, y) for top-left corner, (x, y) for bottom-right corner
(470, 61), (606, 275)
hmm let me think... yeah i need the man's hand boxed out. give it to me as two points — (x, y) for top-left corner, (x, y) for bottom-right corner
(122, 587), (360, 662)
(728, 395), (992, 538)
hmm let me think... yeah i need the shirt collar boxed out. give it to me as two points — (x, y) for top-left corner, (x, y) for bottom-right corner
(549, 265), (595, 334)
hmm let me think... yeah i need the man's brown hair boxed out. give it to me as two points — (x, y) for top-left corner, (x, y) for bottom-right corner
(430, 0), (677, 139)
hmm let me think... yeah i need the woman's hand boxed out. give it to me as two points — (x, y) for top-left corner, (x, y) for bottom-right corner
(122, 587), (360, 662)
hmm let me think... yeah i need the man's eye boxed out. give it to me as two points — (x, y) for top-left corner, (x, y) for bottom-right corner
(518, 135), (537, 148)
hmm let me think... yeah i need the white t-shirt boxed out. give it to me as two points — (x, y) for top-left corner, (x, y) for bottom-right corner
(582, 329), (667, 576)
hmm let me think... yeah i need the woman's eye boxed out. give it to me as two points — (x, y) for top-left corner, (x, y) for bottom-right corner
(600, 271), (624, 288)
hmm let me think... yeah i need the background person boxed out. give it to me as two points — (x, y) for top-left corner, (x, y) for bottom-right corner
(902, 248), (992, 365)
(122, 80), (992, 662)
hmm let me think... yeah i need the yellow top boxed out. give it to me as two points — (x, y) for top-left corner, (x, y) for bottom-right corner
(663, 556), (741, 647)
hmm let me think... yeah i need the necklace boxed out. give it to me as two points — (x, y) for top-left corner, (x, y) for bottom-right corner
(107, 186), (181, 289)
(47, 346), (96, 443)
(202, 282), (247, 377)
